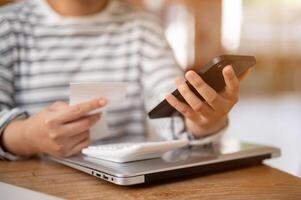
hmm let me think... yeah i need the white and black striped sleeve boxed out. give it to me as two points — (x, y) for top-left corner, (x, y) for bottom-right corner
(138, 16), (188, 140)
(0, 17), (29, 160)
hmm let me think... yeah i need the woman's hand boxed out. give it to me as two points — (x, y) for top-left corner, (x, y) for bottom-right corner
(166, 65), (240, 138)
(2, 98), (106, 157)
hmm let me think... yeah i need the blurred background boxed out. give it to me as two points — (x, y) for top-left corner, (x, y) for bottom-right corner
(1, 0), (301, 177)
(129, 0), (301, 178)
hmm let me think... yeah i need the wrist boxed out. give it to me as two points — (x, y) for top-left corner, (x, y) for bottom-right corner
(21, 118), (41, 156)
(2, 119), (38, 156)
(185, 116), (228, 139)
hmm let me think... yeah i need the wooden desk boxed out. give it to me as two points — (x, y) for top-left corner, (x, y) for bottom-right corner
(1, 158), (301, 200)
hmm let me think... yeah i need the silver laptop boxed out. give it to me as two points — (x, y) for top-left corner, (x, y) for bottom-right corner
(49, 139), (280, 186)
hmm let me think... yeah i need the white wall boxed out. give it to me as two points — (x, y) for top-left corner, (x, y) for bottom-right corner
(225, 94), (301, 177)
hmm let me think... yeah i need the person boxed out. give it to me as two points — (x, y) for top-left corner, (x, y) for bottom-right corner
(0, 0), (241, 160)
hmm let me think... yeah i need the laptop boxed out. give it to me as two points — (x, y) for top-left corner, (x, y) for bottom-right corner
(48, 138), (280, 186)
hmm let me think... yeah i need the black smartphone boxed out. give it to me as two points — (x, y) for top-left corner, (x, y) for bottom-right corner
(148, 55), (256, 119)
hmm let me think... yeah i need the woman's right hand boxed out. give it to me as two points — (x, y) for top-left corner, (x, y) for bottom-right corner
(2, 98), (106, 157)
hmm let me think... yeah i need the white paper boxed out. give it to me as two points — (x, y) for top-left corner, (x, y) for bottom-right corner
(69, 82), (127, 140)
(89, 112), (110, 140)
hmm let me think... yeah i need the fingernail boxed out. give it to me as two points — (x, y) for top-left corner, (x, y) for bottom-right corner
(165, 94), (172, 99)
(98, 99), (107, 105)
(185, 70), (194, 78)
(224, 66), (233, 74)
(226, 65), (233, 70)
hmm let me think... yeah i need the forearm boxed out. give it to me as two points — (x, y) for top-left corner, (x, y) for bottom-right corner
(1, 119), (37, 157)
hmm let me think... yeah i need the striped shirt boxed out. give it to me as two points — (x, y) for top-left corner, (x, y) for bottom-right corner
(0, 0), (220, 160)
(0, 0), (189, 160)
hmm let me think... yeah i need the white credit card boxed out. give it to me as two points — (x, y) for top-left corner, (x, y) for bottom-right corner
(69, 82), (128, 140)
(69, 82), (128, 114)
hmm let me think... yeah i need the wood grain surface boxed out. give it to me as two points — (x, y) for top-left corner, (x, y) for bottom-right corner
(1, 158), (301, 200)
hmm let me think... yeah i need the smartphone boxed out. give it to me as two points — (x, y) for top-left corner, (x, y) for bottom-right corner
(148, 55), (256, 119)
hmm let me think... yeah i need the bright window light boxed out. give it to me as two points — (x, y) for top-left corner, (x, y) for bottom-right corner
(165, 5), (192, 68)
(222, 0), (243, 52)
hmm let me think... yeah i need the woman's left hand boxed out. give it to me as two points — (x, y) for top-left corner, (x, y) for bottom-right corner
(166, 65), (241, 138)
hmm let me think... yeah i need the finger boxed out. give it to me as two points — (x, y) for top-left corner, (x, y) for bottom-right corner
(222, 65), (240, 101)
(48, 101), (69, 111)
(65, 137), (91, 157)
(64, 130), (90, 150)
(165, 94), (197, 119)
(51, 130), (89, 157)
(55, 98), (107, 123)
(59, 113), (101, 137)
(175, 77), (214, 117)
(185, 71), (225, 111)
(55, 131), (90, 157)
